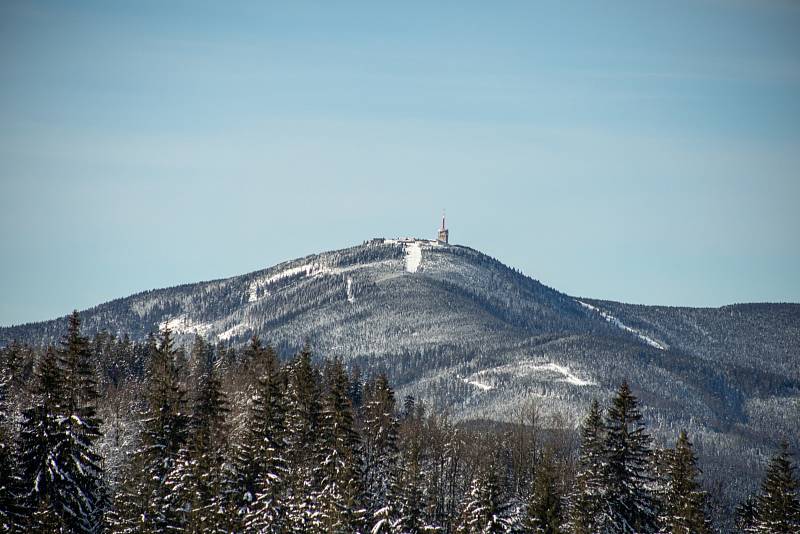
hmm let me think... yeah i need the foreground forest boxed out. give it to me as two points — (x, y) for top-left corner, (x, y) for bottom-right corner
(0, 312), (797, 533)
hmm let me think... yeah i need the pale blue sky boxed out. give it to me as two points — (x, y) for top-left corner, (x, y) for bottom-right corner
(1, 1), (799, 325)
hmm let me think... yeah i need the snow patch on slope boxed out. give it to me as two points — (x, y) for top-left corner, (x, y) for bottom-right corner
(346, 277), (355, 303)
(404, 242), (422, 273)
(529, 363), (595, 386)
(158, 315), (212, 337)
(248, 262), (364, 302)
(218, 324), (246, 342)
(463, 360), (595, 392)
(577, 300), (667, 350)
(463, 377), (494, 391)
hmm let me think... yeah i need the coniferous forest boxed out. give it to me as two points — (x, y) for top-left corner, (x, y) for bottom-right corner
(0, 312), (798, 533)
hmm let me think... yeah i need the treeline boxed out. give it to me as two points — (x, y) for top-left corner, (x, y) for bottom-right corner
(0, 312), (798, 533)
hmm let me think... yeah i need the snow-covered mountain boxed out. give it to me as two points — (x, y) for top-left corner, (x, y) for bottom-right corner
(2, 238), (799, 494)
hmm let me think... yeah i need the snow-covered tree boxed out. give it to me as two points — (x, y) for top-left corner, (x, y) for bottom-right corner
(17, 312), (106, 533)
(165, 356), (231, 532)
(656, 430), (711, 534)
(283, 345), (323, 532)
(316, 358), (365, 533)
(525, 449), (563, 534)
(239, 339), (289, 533)
(748, 442), (800, 533)
(602, 382), (658, 533)
(55, 311), (106, 532)
(0, 347), (21, 531)
(455, 462), (511, 534)
(114, 327), (190, 532)
(363, 374), (401, 531)
(566, 399), (608, 534)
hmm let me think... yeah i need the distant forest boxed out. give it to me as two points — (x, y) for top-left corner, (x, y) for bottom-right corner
(0, 312), (797, 533)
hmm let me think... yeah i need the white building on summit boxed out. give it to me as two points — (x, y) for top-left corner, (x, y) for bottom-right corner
(437, 212), (449, 244)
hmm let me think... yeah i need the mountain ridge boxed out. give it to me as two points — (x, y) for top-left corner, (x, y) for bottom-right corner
(2, 237), (798, 514)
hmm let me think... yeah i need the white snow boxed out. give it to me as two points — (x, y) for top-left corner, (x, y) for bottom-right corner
(217, 324), (246, 342)
(463, 377), (495, 391)
(577, 300), (667, 350)
(247, 262), (343, 302)
(158, 315), (212, 336)
(463, 360), (595, 390)
(529, 363), (595, 386)
(346, 277), (355, 303)
(404, 242), (422, 273)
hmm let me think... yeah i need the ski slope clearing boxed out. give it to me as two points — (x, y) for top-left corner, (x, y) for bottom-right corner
(404, 241), (422, 273)
(463, 360), (595, 392)
(577, 300), (667, 350)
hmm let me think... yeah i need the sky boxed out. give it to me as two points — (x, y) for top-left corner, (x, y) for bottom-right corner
(1, 0), (799, 326)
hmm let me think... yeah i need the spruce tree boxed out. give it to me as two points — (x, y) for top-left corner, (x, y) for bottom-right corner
(56, 311), (106, 532)
(395, 433), (436, 533)
(525, 449), (562, 534)
(18, 346), (64, 530)
(748, 442), (800, 533)
(454, 462), (511, 534)
(567, 399), (608, 534)
(602, 381), (658, 533)
(656, 430), (711, 534)
(166, 359), (231, 532)
(283, 345), (322, 532)
(736, 495), (759, 532)
(116, 327), (189, 533)
(363, 374), (401, 529)
(239, 341), (289, 533)
(18, 314), (106, 533)
(0, 346), (20, 531)
(317, 358), (365, 533)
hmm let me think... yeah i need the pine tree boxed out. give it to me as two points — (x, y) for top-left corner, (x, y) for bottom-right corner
(166, 358), (231, 532)
(656, 430), (711, 534)
(0, 345), (21, 530)
(395, 433), (437, 533)
(363, 374), (401, 531)
(455, 462), (511, 534)
(603, 381), (658, 533)
(18, 346), (65, 530)
(115, 327), (189, 533)
(55, 311), (106, 532)
(239, 341), (289, 533)
(736, 495), (759, 532)
(17, 314), (106, 533)
(748, 442), (800, 533)
(525, 449), (562, 534)
(317, 358), (365, 533)
(283, 345), (322, 532)
(566, 399), (608, 534)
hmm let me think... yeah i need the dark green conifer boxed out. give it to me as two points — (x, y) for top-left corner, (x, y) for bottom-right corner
(284, 345), (322, 531)
(0, 345), (21, 531)
(603, 381), (657, 533)
(18, 347), (64, 530)
(56, 311), (106, 532)
(567, 399), (608, 534)
(166, 357), (231, 532)
(748, 442), (800, 533)
(317, 358), (365, 533)
(656, 430), (711, 534)
(525, 449), (563, 534)
(455, 461), (511, 534)
(243, 342), (289, 533)
(116, 327), (189, 533)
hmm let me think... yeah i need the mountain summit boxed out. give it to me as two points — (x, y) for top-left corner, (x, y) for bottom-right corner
(1, 237), (798, 502)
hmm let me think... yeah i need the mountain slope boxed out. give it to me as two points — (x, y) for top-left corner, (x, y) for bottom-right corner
(2, 238), (799, 507)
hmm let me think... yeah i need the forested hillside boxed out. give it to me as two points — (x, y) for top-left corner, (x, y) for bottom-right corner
(1, 314), (798, 533)
(1, 239), (798, 531)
